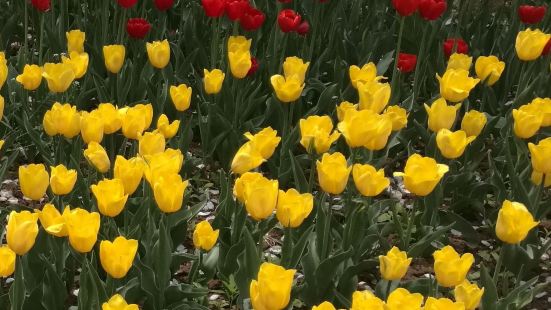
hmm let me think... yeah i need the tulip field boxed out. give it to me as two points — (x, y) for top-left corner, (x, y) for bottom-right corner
(1, 0), (551, 309)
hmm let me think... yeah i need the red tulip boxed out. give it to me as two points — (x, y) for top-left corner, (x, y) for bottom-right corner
(443, 38), (468, 58)
(117, 0), (137, 8)
(201, 0), (226, 17)
(278, 9), (301, 33)
(418, 0), (446, 20)
(542, 38), (551, 56)
(240, 7), (265, 31)
(31, 0), (50, 12)
(247, 57), (259, 76)
(226, 0), (250, 21)
(397, 53), (417, 73)
(391, 0), (420, 17)
(518, 5), (546, 24)
(278, 0), (292, 3)
(296, 21), (310, 36)
(127, 18), (151, 39)
(154, 0), (174, 10)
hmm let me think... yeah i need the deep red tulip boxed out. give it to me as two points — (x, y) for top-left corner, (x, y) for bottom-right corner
(278, 0), (292, 3)
(418, 0), (446, 20)
(117, 0), (137, 8)
(391, 0), (420, 17)
(154, 0), (174, 10)
(296, 21), (310, 36)
(443, 38), (468, 58)
(397, 53), (417, 73)
(518, 5), (546, 24)
(542, 38), (551, 56)
(240, 7), (265, 31)
(278, 9), (301, 33)
(247, 57), (259, 76)
(201, 0), (226, 17)
(31, 0), (50, 12)
(226, 0), (250, 21)
(127, 18), (151, 39)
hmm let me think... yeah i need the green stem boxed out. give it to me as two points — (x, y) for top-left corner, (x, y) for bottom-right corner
(390, 16), (405, 102)
(493, 245), (506, 283)
(533, 178), (545, 218)
(258, 225), (264, 260)
(434, 281), (439, 298)
(409, 24), (428, 111)
(281, 226), (294, 268)
(39, 15), (45, 64)
(390, 203), (405, 249)
(404, 200), (417, 249)
(24, 0), (28, 62)
(307, 154), (317, 192)
(308, 3), (321, 61)
(189, 251), (203, 283)
(321, 194), (332, 260)
(210, 18), (219, 68)
(385, 280), (393, 300)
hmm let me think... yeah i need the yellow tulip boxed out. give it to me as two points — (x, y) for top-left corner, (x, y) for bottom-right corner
(233, 172), (264, 203)
(62, 52), (89, 79)
(424, 98), (461, 132)
(114, 156), (145, 195)
(336, 101), (357, 122)
(531, 171), (551, 188)
(337, 109), (392, 150)
(50, 164), (77, 195)
(496, 200), (538, 244)
(228, 50), (252, 79)
(0, 52), (6, 89)
(276, 188), (314, 228)
(0, 140), (3, 153)
(139, 131), (166, 156)
(37, 204), (68, 237)
(170, 84), (192, 111)
(91, 178), (129, 217)
(103, 45), (126, 74)
(350, 291), (385, 310)
(378, 246), (411, 281)
(16, 64), (43, 90)
(84, 142), (110, 173)
(64, 208), (101, 253)
(146, 39), (170, 69)
(299, 115), (340, 154)
(43, 102), (81, 138)
(312, 301), (336, 310)
(80, 110), (104, 144)
(352, 164), (389, 197)
(0, 95), (4, 120)
(153, 173), (189, 213)
(316, 152), (351, 195)
(102, 294), (139, 310)
(250, 262), (296, 310)
(271, 75), (304, 103)
(230, 142), (265, 175)
(515, 28), (551, 61)
(436, 69), (479, 102)
(530, 97), (551, 126)
(393, 154), (449, 196)
(283, 56), (309, 84)
(203, 69), (225, 95)
(19, 164), (49, 200)
(100, 236), (138, 278)
(475, 55), (505, 86)
(358, 81), (391, 114)
(7, 210), (39, 255)
(156, 114), (180, 139)
(0, 246), (15, 277)
(383, 105), (408, 131)
(436, 129), (476, 159)
(349, 63), (381, 89)
(424, 297), (466, 310)
(193, 220), (220, 251)
(244, 127), (281, 159)
(66, 29), (85, 54)
(528, 137), (551, 174)
(42, 63), (75, 93)
(143, 148), (183, 185)
(97, 103), (122, 134)
(512, 105), (542, 139)
(454, 280), (484, 310)
(385, 288), (423, 310)
(121, 103), (153, 139)
(227, 35), (252, 53)
(433, 245), (474, 287)
(241, 175), (278, 220)
(447, 53), (473, 71)
(461, 110), (486, 137)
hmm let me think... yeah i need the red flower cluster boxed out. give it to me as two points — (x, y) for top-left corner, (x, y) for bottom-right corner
(518, 5), (546, 24)
(392, 0), (447, 20)
(31, 0), (50, 12)
(154, 0), (174, 11)
(127, 18), (151, 39)
(117, 0), (137, 9)
(443, 38), (469, 58)
(200, 0), (266, 31)
(397, 53), (417, 73)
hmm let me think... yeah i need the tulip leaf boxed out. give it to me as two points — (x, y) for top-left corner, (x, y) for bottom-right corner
(9, 257), (25, 310)
(480, 264), (498, 310)
(289, 225), (315, 269)
(407, 223), (454, 257)
(234, 227), (260, 302)
(289, 150), (308, 193)
(155, 217), (173, 297)
(135, 256), (159, 308)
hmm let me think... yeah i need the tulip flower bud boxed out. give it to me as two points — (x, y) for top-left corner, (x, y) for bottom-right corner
(518, 5), (546, 24)
(100, 236), (138, 278)
(337, 109), (392, 150)
(446, 52), (472, 71)
(16, 64), (43, 90)
(378, 246), (412, 281)
(528, 137), (551, 174)
(283, 56), (309, 84)
(201, 0), (225, 17)
(397, 53), (417, 73)
(336, 101), (358, 122)
(496, 200), (538, 244)
(244, 127), (281, 159)
(7, 210), (40, 255)
(270, 75), (304, 103)
(43, 102), (81, 138)
(250, 263), (296, 310)
(512, 105), (542, 139)
(433, 245), (474, 287)
(42, 63), (75, 93)
(230, 142), (265, 175)
(121, 103), (153, 140)
(153, 173), (189, 213)
(146, 40), (171, 69)
(358, 81), (391, 114)
(37, 204), (68, 237)
(61, 52), (89, 79)
(203, 69), (225, 94)
(241, 175), (278, 220)
(103, 45), (126, 74)
(531, 171), (551, 188)
(276, 188), (313, 228)
(461, 110), (486, 137)
(156, 114), (180, 139)
(454, 280), (484, 310)
(91, 178), (129, 217)
(193, 220), (220, 251)
(64, 208), (101, 253)
(349, 63), (380, 89)
(475, 55), (505, 86)
(419, 0), (447, 21)
(277, 9), (301, 33)
(19, 163), (49, 201)
(226, 0), (249, 21)
(138, 131), (166, 156)
(170, 84), (193, 111)
(126, 18), (151, 39)
(114, 156), (145, 195)
(154, 0), (174, 10)
(97, 103), (122, 134)
(353, 164), (389, 197)
(84, 142), (111, 173)
(247, 57), (259, 76)
(0, 140), (4, 153)
(50, 164), (77, 195)
(0, 53), (6, 90)
(117, 0), (137, 8)
(351, 291), (385, 310)
(436, 69), (479, 102)
(386, 288), (424, 310)
(530, 97), (551, 126)
(229, 50), (252, 79)
(299, 115), (340, 154)
(102, 295), (139, 310)
(296, 21), (310, 36)
(515, 28), (551, 61)
(143, 148), (183, 185)
(316, 152), (351, 195)
(66, 29), (85, 54)
(436, 129), (476, 159)
(31, 0), (50, 11)
(240, 7), (266, 31)
(393, 154), (448, 196)
(312, 301), (336, 310)
(384, 105), (408, 131)
(443, 38), (468, 58)
(0, 246), (16, 277)
(80, 110), (104, 144)
(424, 297), (466, 310)
(391, 0), (420, 16)
(424, 98), (461, 133)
